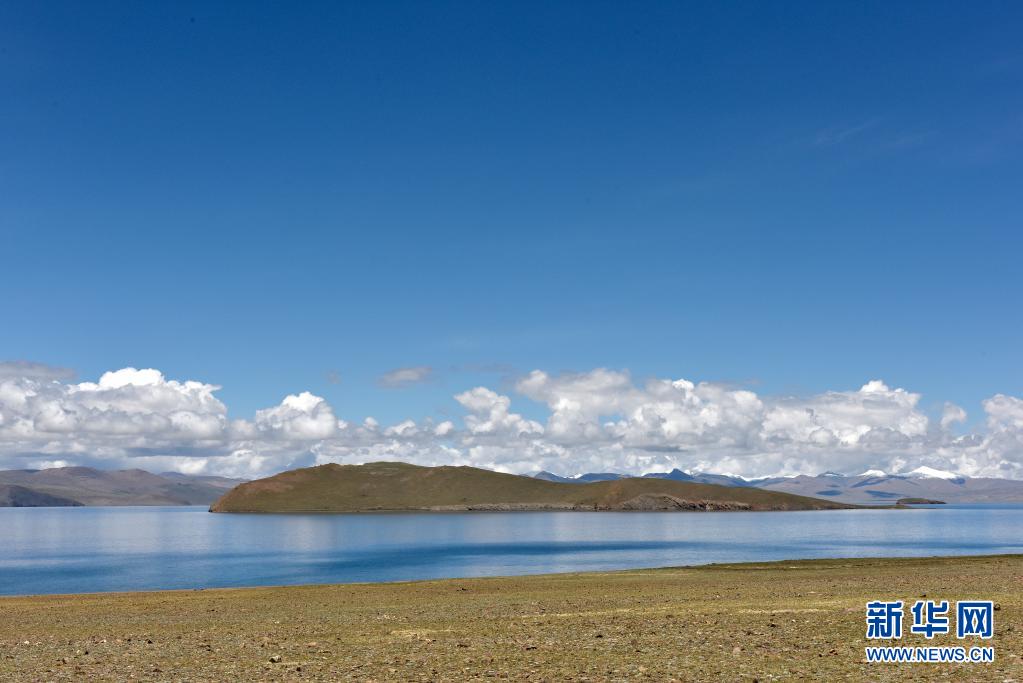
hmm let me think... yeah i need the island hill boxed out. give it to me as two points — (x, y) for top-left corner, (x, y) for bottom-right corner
(209, 461), (856, 513)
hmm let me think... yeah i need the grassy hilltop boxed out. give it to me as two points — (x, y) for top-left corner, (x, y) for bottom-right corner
(210, 461), (855, 513)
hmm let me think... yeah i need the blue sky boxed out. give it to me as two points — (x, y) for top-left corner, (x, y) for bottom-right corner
(2, 0), (1021, 433)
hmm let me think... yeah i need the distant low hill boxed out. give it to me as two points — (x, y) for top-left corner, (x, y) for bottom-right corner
(210, 462), (856, 513)
(0, 484), (83, 507)
(533, 468), (1023, 504)
(0, 467), (246, 507)
(756, 471), (1023, 504)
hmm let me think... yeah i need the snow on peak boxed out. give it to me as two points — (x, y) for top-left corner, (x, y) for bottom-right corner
(858, 469), (887, 478)
(906, 466), (960, 480)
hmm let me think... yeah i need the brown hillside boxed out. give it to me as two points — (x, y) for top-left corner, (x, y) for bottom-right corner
(210, 462), (856, 513)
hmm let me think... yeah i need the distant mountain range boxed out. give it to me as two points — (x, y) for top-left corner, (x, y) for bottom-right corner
(9, 463), (1022, 508)
(753, 470), (1023, 504)
(534, 469), (754, 488)
(0, 467), (245, 507)
(534, 468), (1023, 504)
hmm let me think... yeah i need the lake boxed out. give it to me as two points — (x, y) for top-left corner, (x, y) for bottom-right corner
(2, 505), (1021, 596)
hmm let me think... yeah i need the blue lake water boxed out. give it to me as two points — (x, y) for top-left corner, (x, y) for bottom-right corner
(1, 505), (1022, 596)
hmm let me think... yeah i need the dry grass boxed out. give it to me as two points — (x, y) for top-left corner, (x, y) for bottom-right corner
(1, 555), (1021, 681)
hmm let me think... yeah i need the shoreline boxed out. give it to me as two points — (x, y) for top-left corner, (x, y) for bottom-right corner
(3, 554), (1021, 680)
(3, 551), (1019, 601)
(207, 504), (874, 514)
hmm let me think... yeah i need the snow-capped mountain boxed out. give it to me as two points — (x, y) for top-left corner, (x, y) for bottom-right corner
(531, 468), (1023, 503)
(906, 466), (962, 480)
(532, 469), (755, 488)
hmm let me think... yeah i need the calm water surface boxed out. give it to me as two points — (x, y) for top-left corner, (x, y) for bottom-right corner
(1, 505), (1021, 596)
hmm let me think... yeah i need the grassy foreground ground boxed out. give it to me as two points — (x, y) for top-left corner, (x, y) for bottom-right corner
(1, 555), (1020, 682)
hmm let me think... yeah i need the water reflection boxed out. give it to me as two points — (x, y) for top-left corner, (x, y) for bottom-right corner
(1, 505), (1021, 595)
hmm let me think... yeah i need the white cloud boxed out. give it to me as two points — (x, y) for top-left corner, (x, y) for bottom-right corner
(378, 366), (433, 387)
(985, 394), (1023, 431)
(0, 361), (76, 382)
(941, 402), (968, 430)
(455, 387), (543, 437)
(761, 380), (928, 448)
(0, 367), (228, 446)
(1, 363), (1022, 480)
(252, 392), (338, 440)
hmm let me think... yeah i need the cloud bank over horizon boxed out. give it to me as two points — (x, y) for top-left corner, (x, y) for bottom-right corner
(0, 363), (1021, 481)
